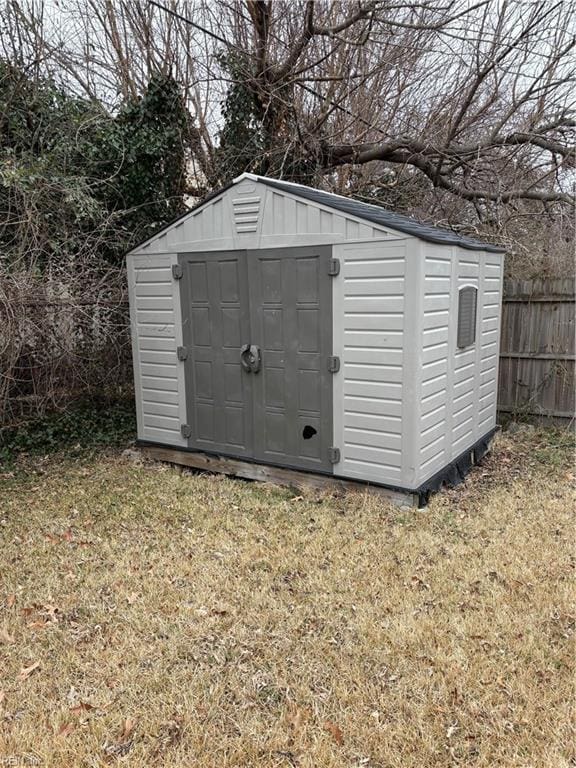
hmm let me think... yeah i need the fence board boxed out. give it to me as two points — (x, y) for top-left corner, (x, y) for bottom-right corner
(498, 279), (575, 419)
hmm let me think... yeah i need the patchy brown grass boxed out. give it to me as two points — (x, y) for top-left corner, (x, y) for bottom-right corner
(0, 427), (574, 767)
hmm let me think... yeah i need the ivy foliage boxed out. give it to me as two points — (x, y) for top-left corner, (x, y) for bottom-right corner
(214, 52), (321, 186)
(0, 397), (136, 467)
(214, 53), (266, 183)
(101, 75), (189, 246)
(0, 61), (188, 267)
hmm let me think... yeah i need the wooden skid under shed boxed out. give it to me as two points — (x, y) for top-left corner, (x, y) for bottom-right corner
(140, 445), (418, 508)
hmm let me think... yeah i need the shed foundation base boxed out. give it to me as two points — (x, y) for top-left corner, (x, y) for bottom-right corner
(137, 444), (419, 508)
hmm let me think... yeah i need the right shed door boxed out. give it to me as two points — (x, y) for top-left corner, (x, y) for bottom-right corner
(247, 247), (333, 473)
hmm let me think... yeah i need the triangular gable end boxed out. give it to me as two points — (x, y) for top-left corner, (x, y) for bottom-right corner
(129, 173), (402, 256)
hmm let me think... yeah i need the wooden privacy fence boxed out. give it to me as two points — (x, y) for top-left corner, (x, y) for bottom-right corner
(498, 279), (575, 419)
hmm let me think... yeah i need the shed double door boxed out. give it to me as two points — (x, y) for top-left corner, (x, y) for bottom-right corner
(180, 247), (333, 472)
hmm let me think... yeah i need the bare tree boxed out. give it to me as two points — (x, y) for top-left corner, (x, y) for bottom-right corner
(2, 0), (574, 268)
(215, 1), (575, 204)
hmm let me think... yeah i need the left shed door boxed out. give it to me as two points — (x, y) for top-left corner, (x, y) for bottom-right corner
(180, 251), (254, 456)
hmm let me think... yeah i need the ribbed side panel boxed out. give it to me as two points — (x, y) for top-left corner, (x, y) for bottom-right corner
(415, 248), (503, 487)
(418, 246), (452, 477)
(452, 254), (480, 455)
(128, 254), (186, 446)
(333, 241), (406, 485)
(478, 256), (502, 433)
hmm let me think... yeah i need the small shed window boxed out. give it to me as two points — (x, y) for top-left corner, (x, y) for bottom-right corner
(457, 286), (478, 348)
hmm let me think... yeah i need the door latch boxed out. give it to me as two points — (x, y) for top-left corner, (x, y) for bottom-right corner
(328, 447), (341, 464)
(328, 258), (340, 276)
(240, 344), (262, 374)
(328, 355), (340, 373)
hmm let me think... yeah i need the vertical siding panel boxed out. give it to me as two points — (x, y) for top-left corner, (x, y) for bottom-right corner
(332, 214), (346, 238)
(401, 239), (423, 488)
(471, 254), (487, 438)
(307, 204), (320, 233)
(212, 198), (223, 237)
(296, 201), (307, 233)
(320, 209), (333, 233)
(416, 245), (451, 481)
(346, 220), (360, 239)
(283, 195), (297, 235)
(127, 256), (145, 441)
(443, 247), (457, 463)
(273, 192), (285, 231)
(129, 253), (187, 446)
(333, 239), (407, 486)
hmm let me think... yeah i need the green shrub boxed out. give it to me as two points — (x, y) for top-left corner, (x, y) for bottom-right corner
(0, 397), (136, 465)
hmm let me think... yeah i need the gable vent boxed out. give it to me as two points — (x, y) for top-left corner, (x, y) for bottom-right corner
(232, 196), (261, 234)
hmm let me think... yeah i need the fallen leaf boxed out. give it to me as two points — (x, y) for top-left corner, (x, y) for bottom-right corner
(42, 604), (59, 621)
(7, 594), (16, 608)
(323, 720), (344, 745)
(121, 717), (136, 740)
(58, 721), (76, 737)
(126, 593), (139, 605)
(45, 533), (60, 544)
(27, 620), (50, 630)
(285, 705), (310, 738)
(0, 628), (15, 644)
(70, 701), (96, 714)
(19, 661), (40, 680)
(102, 717), (137, 757)
(63, 529), (74, 543)
(0, 690), (5, 705)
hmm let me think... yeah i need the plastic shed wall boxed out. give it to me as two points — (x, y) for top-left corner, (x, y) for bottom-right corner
(413, 243), (503, 487)
(332, 239), (409, 486)
(127, 252), (187, 446)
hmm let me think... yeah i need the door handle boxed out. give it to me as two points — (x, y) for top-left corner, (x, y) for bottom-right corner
(240, 344), (261, 374)
(240, 344), (252, 372)
(249, 344), (261, 374)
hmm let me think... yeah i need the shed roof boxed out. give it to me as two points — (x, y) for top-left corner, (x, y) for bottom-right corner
(130, 173), (506, 254)
(256, 175), (505, 253)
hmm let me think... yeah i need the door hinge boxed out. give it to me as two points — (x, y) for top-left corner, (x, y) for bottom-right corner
(328, 257), (340, 276)
(328, 355), (340, 373)
(177, 346), (188, 361)
(180, 424), (192, 438)
(329, 447), (341, 464)
(172, 263), (183, 279)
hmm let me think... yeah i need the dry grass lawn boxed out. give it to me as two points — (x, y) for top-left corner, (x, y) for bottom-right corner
(0, 427), (574, 767)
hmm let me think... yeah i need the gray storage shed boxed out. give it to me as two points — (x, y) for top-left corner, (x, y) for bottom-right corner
(127, 173), (505, 504)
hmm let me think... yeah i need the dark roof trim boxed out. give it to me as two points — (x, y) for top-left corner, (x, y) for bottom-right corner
(128, 174), (506, 255)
